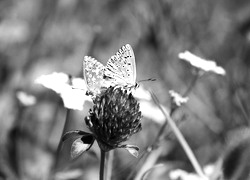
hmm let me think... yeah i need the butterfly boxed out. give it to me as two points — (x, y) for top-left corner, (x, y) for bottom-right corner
(83, 44), (137, 96)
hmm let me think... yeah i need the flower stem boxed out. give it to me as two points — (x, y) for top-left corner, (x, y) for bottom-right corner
(133, 73), (201, 179)
(170, 72), (200, 115)
(106, 151), (113, 180)
(151, 92), (206, 178)
(183, 72), (200, 97)
(235, 89), (249, 126)
(50, 108), (71, 173)
(100, 150), (106, 180)
(151, 73), (200, 151)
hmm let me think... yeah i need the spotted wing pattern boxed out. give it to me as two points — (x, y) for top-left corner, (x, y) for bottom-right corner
(83, 56), (108, 96)
(104, 44), (136, 87)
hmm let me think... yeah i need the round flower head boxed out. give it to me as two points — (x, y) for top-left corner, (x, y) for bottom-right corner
(85, 86), (142, 152)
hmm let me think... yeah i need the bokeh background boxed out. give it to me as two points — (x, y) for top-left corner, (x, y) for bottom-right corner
(1, 0), (250, 179)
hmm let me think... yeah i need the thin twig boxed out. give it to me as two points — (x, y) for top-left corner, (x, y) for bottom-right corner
(52, 108), (71, 172)
(183, 72), (200, 97)
(235, 89), (249, 126)
(153, 73), (200, 152)
(133, 74), (200, 180)
(150, 92), (207, 178)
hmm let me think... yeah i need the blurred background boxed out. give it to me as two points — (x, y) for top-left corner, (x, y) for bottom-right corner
(1, 0), (250, 179)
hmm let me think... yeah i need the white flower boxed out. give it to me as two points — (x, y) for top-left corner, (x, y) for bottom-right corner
(169, 90), (189, 107)
(179, 51), (226, 75)
(169, 164), (217, 180)
(35, 72), (91, 110)
(16, 91), (37, 106)
(133, 85), (152, 101)
(169, 169), (208, 180)
(139, 101), (166, 124)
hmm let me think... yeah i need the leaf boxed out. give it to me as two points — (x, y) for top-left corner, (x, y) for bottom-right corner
(71, 135), (95, 159)
(62, 130), (92, 142)
(119, 144), (140, 158)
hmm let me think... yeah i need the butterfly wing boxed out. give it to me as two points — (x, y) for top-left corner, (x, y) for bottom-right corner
(83, 56), (109, 96)
(104, 44), (136, 87)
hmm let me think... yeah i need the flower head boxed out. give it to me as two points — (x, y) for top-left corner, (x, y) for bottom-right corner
(85, 86), (142, 152)
(169, 90), (189, 108)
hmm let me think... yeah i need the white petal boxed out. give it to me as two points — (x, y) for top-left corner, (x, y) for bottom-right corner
(16, 91), (37, 106)
(169, 90), (189, 106)
(35, 72), (70, 94)
(179, 51), (226, 75)
(35, 72), (91, 110)
(134, 85), (152, 101)
(139, 101), (166, 124)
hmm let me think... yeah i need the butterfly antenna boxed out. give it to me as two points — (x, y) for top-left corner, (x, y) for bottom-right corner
(71, 87), (85, 90)
(138, 78), (156, 83)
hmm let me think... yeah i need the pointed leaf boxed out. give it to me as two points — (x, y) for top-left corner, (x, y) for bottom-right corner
(71, 135), (95, 159)
(119, 144), (140, 158)
(62, 130), (91, 142)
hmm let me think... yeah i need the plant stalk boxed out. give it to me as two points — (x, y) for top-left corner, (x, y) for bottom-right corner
(151, 92), (206, 178)
(151, 74), (200, 151)
(183, 72), (200, 97)
(106, 151), (113, 180)
(133, 73), (201, 180)
(53, 108), (71, 171)
(100, 150), (106, 180)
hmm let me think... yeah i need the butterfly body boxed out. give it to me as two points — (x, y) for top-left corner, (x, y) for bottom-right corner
(83, 44), (137, 97)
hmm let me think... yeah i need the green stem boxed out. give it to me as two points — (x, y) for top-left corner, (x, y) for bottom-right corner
(53, 108), (71, 171)
(183, 72), (200, 97)
(106, 151), (113, 180)
(100, 150), (106, 180)
(151, 73), (200, 151)
(133, 73), (201, 180)
(235, 90), (249, 126)
(170, 73), (200, 115)
(151, 92), (206, 178)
